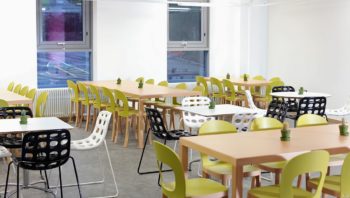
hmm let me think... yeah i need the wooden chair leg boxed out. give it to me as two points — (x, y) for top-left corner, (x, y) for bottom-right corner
(91, 108), (98, 131)
(202, 171), (209, 179)
(255, 175), (261, 187)
(75, 102), (80, 126)
(297, 175), (303, 188)
(69, 101), (73, 123)
(134, 115), (139, 140)
(85, 104), (91, 131)
(123, 117), (130, 147)
(275, 172), (280, 184)
(114, 115), (120, 143)
(79, 104), (84, 128)
(111, 112), (117, 141)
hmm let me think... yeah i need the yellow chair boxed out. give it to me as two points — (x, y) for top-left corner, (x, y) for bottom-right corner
(102, 87), (119, 141)
(129, 77), (146, 109)
(250, 75), (266, 97)
(145, 79), (155, 85)
(192, 85), (204, 96)
(144, 81), (169, 107)
(35, 92), (48, 117)
(114, 90), (140, 147)
(199, 120), (261, 187)
(0, 99), (9, 107)
(67, 80), (81, 126)
(222, 79), (243, 105)
(77, 82), (93, 131)
(26, 88), (36, 100)
(7, 82), (15, 92)
(153, 141), (228, 198)
(196, 76), (209, 96)
(89, 85), (108, 130)
(248, 150), (329, 198)
(19, 86), (29, 96)
(308, 153), (350, 198)
(270, 77), (282, 82)
(255, 80), (284, 109)
(210, 77), (225, 104)
(13, 84), (22, 94)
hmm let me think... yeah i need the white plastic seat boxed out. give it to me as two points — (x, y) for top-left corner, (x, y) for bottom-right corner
(326, 98), (350, 116)
(71, 111), (119, 198)
(232, 113), (257, 132)
(245, 90), (266, 117)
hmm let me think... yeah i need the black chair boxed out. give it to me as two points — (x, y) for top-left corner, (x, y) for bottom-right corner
(4, 130), (82, 198)
(0, 107), (33, 149)
(265, 100), (289, 122)
(289, 97), (327, 125)
(137, 108), (193, 185)
(272, 86), (298, 112)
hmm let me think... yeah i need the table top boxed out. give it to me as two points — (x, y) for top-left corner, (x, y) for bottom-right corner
(205, 77), (270, 86)
(180, 124), (350, 166)
(0, 117), (73, 134)
(82, 80), (200, 99)
(270, 91), (331, 98)
(177, 104), (257, 116)
(0, 90), (32, 105)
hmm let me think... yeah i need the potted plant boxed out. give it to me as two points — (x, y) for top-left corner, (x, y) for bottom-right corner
(298, 87), (304, 95)
(116, 78), (122, 85)
(226, 73), (230, 80)
(339, 118), (349, 136)
(20, 110), (28, 125)
(280, 122), (291, 141)
(138, 79), (144, 89)
(208, 98), (216, 109)
(243, 74), (248, 82)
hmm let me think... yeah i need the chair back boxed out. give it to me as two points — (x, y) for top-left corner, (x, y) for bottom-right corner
(266, 80), (285, 98)
(13, 84), (22, 94)
(145, 79), (155, 85)
(340, 153), (350, 197)
(296, 97), (327, 119)
(20, 130), (71, 170)
(114, 90), (131, 117)
(19, 86), (29, 96)
(199, 120), (237, 135)
(35, 92), (48, 117)
(232, 113), (257, 132)
(181, 97), (214, 129)
(86, 111), (112, 148)
(250, 117), (283, 131)
(135, 77), (144, 83)
(7, 82), (15, 92)
(67, 80), (79, 101)
(192, 85), (204, 96)
(26, 88), (36, 100)
(145, 108), (169, 139)
(155, 81), (168, 103)
(265, 100), (289, 122)
(0, 99), (8, 108)
(270, 77), (282, 82)
(172, 83), (187, 106)
(245, 90), (259, 109)
(196, 76), (209, 96)
(102, 87), (116, 112)
(77, 82), (90, 104)
(272, 86), (298, 112)
(210, 77), (224, 95)
(0, 107), (33, 119)
(272, 86), (295, 93)
(152, 141), (186, 198)
(296, 114), (327, 127)
(89, 85), (102, 107)
(280, 150), (329, 198)
(222, 79), (237, 100)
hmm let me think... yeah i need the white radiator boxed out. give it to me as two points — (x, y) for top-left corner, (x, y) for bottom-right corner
(36, 88), (71, 117)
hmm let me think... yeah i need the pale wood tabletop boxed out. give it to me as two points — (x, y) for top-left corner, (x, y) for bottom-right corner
(179, 124), (350, 198)
(204, 77), (270, 87)
(0, 90), (33, 109)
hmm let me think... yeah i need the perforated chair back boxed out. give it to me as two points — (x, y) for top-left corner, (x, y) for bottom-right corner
(272, 86), (295, 93)
(296, 97), (327, 119)
(20, 130), (71, 170)
(0, 107), (33, 119)
(232, 113), (257, 132)
(272, 86), (298, 112)
(181, 97), (215, 129)
(265, 100), (289, 122)
(145, 108), (169, 139)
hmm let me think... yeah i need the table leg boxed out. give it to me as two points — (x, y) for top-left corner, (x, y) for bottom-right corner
(179, 141), (189, 177)
(232, 163), (243, 198)
(137, 99), (145, 148)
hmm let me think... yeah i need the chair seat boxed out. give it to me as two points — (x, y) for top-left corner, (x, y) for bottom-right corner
(258, 161), (286, 172)
(308, 176), (340, 195)
(153, 130), (193, 140)
(71, 138), (100, 151)
(0, 146), (11, 158)
(163, 178), (227, 197)
(249, 185), (314, 198)
(204, 160), (260, 177)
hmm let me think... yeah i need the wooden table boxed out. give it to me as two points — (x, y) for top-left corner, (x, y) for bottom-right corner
(0, 90), (33, 109)
(82, 80), (200, 148)
(179, 124), (350, 198)
(205, 77), (270, 89)
(270, 91), (331, 98)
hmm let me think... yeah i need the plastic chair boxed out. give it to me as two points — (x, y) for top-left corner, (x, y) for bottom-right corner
(199, 120), (261, 187)
(265, 100), (289, 122)
(152, 141), (228, 198)
(232, 113), (257, 132)
(210, 77), (225, 103)
(326, 97), (350, 116)
(255, 80), (284, 108)
(272, 86), (298, 112)
(196, 76), (209, 96)
(19, 86), (29, 96)
(248, 150), (329, 198)
(222, 79), (243, 105)
(181, 97), (215, 130)
(269, 77), (282, 82)
(71, 111), (119, 198)
(7, 82), (15, 92)
(13, 84), (22, 94)
(145, 79), (154, 85)
(102, 87), (119, 142)
(4, 130), (82, 198)
(35, 92), (48, 117)
(67, 80), (81, 125)
(192, 85), (204, 96)
(89, 84), (108, 130)
(77, 82), (92, 131)
(289, 97), (327, 126)
(244, 90), (267, 117)
(26, 88), (36, 100)
(308, 153), (350, 197)
(0, 99), (9, 107)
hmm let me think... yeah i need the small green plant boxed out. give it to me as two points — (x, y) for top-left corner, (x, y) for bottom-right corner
(208, 98), (216, 109)
(19, 110), (28, 125)
(116, 78), (121, 85)
(339, 118), (349, 136)
(226, 73), (230, 79)
(138, 80), (144, 89)
(298, 87), (304, 95)
(280, 122), (291, 141)
(243, 74), (248, 82)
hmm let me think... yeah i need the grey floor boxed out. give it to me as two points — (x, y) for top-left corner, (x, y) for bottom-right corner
(0, 118), (339, 198)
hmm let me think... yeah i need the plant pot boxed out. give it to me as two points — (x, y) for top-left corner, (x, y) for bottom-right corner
(208, 101), (215, 109)
(280, 129), (291, 141)
(20, 116), (27, 125)
(339, 125), (349, 136)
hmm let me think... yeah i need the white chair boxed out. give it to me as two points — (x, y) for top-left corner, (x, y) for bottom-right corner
(245, 90), (266, 117)
(326, 98), (350, 116)
(182, 96), (215, 130)
(70, 111), (119, 198)
(0, 146), (13, 194)
(232, 113), (257, 132)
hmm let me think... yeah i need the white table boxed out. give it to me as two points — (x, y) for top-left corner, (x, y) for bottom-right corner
(177, 104), (257, 117)
(270, 91), (331, 98)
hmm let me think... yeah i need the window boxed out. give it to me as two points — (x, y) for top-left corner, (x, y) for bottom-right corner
(37, 0), (92, 88)
(167, 0), (209, 83)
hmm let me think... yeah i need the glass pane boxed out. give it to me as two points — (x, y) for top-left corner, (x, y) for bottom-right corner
(40, 0), (84, 42)
(168, 51), (208, 83)
(169, 5), (202, 41)
(37, 51), (91, 88)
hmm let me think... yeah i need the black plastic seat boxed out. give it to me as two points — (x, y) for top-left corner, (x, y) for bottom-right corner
(265, 100), (289, 122)
(4, 130), (82, 198)
(272, 86), (298, 112)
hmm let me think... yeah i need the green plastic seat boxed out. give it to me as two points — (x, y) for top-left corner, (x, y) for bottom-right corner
(13, 84), (22, 94)
(210, 77), (225, 104)
(77, 82), (93, 131)
(199, 120), (261, 186)
(0, 99), (9, 107)
(145, 79), (155, 85)
(248, 150), (329, 198)
(102, 87), (119, 141)
(196, 76), (209, 96)
(222, 79), (243, 105)
(35, 92), (48, 117)
(7, 82), (15, 92)
(67, 80), (81, 125)
(19, 86), (29, 96)
(308, 153), (350, 197)
(152, 141), (228, 198)
(296, 114), (327, 127)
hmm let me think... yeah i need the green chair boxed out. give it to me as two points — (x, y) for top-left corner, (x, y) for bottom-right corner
(222, 79), (243, 105)
(308, 153), (350, 198)
(196, 76), (209, 96)
(296, 114), (327, 127)
(7, 82), (15, 92)
(250, 75), (266, 97)
(26, 88), (36, 100)
(210, 77), (225, 104)
(270, 77), (282, 82)
(35, 92), (48, 117)
(248, 150), (329, 198)
(89, 84), (108, 130)
(152, 141), (228, 198)
(102, 87), (119, 142)
(135, 77), (144, 83)
(255, 80), (284, 109)
(144, 81), (169, 107)
(13, 84), (22, 94)
(67, 80), (80, 126)
(77, 82), (93, 131)
(199, 120), (261, 187)
(114, 90), (140, 147)
(19, 86), (29, 96)
(145, 79), (155, 85)
(192, 85), (204, 96)
(0, 99), (9, 107)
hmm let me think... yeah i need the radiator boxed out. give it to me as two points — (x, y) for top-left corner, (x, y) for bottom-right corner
(36, 88), (71, 117)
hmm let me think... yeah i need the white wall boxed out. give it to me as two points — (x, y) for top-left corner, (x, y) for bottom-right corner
(0, 0), (37, 88)
(268, 0), (350, 107)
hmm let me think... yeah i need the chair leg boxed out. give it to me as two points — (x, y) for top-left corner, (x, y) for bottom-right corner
(59, 166), (64, 198)
(16, 164), (20, 198)
(69, 101), (73, 123)
(111, 112), (117, 142)
(79, 104), (85, 128)
(123, 117), (130, 147)
(85, 104), (91, 131)
(114, 115), (120, 143)
(44, 170), (50, 189)
(275, 172), (280, 184)
(103, 141), (119, 197)
(75, 102), (80, 126)
(4, 161), (13, 198)
(69, 157), (82, 198)
(91, 108), (98, 132)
